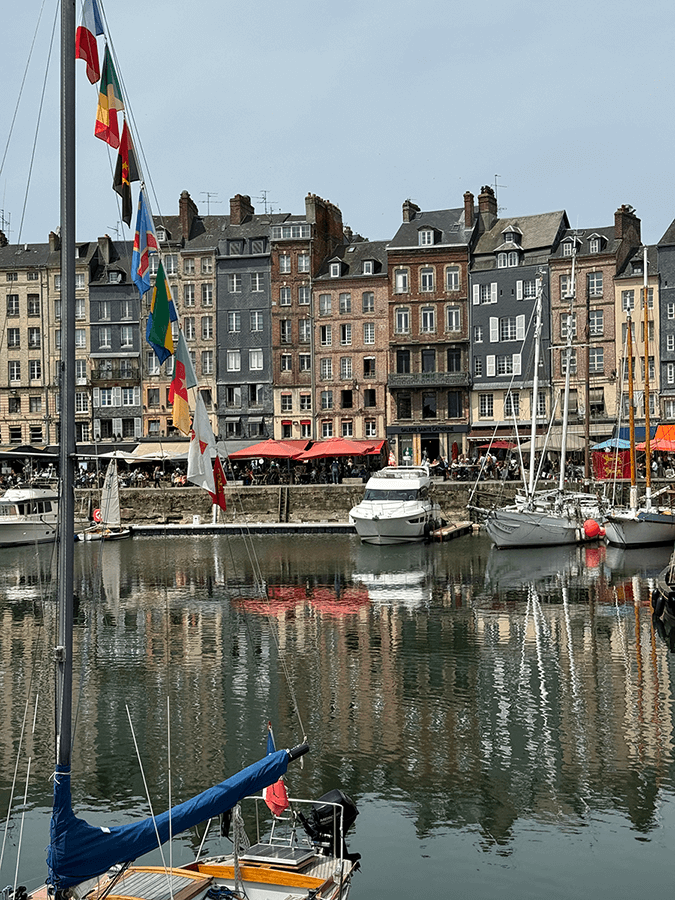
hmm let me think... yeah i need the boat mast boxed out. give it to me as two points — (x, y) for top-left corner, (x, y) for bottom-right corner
(558, 243), (576, 494)
(626, 276), (637, 512)
(642, 246), (652, 510)
(55, 0), (76, 769)
(526, 275), (543, 498)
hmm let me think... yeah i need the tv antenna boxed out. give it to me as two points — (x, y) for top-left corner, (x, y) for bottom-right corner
(493, 175), (507, 213)
(0, 208), (11, 240)
(106, 224), (121, 239)
(200, 192), (221, 215)
(255, 190), (275, 215)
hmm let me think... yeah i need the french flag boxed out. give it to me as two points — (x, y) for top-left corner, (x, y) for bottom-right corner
(75, 0), (104, 83)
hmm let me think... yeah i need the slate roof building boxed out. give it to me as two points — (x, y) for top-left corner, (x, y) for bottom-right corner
(657, 219), (675, 421)
(469, 204), (569, 447)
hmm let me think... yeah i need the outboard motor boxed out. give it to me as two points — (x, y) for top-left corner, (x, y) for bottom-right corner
(299, 789), (360, 863)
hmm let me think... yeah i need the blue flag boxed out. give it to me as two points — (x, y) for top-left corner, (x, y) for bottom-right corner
(131, 187), (158, 297)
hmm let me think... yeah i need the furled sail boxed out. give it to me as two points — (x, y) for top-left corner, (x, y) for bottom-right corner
(48, 748), (290, 889)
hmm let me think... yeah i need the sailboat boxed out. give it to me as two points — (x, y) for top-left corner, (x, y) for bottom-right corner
(604, 247), (675, 547)
(30, 6), (360, 900)
(80, 459), (131, 540)
(479, 269), (606, 548)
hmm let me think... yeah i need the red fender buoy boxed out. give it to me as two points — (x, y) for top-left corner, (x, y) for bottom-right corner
(584, 519), (600, 539)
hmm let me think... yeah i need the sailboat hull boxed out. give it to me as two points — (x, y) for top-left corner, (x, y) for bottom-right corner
(485, 506), (587, 549)
(604, 510), (675, 547)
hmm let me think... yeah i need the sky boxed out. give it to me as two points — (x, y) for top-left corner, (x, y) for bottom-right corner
(2, 0), (675, 248)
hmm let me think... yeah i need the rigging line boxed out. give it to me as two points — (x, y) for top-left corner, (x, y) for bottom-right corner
(0, 694), (36, 879)
(15, 1), (60, 248)
(0, 0), (49, 185)
(97, 5), (166, 228)
(221, 487), (307, 743)
(125, 704), (174, 884)
(12, 756), (32, 897)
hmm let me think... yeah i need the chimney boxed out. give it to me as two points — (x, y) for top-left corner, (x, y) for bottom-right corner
(614, 204), (641, 272)
(463, 191), (474, 230)
(179, 190), (199, 239)
(49, 231), (60, 252)
(97, 234), (113, 265)
(614, 204), (641, 244)
(478, 185), (498, 229)
(229, 194), (254, 226)
(402, 200), (420, 223)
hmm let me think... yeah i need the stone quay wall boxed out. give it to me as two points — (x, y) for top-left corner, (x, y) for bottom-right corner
(75, 479), (644, 527)
(76, 481), (512, 526)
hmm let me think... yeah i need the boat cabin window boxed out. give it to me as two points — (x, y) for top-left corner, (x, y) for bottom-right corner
(363, 487), (424, 502)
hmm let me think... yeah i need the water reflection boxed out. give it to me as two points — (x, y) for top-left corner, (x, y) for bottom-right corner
(0, 533), (674, 900)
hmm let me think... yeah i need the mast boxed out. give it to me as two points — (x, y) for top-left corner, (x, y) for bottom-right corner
(526, 275), (543, 498)
(626, 280), (637, 511)
(643, 246), (652, 510)
(558, 243), (576, 494)
(55, 0), (76, 769)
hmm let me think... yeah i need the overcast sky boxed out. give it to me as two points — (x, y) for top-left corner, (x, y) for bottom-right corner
(2, 0), (675, 248)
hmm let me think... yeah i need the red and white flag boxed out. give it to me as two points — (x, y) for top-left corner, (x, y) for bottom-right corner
(187, 393), (216, 494)
(264, 722), (289, 816)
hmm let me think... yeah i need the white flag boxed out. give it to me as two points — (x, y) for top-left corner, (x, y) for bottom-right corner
(187, 393), (216, 493)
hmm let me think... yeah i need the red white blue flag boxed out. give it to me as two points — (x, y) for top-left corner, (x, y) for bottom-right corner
(75, 0), (104, 83)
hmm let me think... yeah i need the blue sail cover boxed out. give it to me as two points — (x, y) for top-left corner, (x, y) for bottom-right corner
(47, 749), (290, 890)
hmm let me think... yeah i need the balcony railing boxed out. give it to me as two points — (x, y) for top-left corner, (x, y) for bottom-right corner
(91, 364), (140, 383)
(388, 372), (470, 389)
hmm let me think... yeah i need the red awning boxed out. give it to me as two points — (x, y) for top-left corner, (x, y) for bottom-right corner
(227, 439), (307, 460)
(478, 440), (517, 450)
(299, 437), (379, 460)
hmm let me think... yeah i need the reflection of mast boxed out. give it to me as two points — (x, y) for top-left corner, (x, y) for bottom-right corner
(632, 575), (645, 762)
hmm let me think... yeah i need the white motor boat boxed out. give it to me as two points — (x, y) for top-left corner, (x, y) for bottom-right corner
(349, 465), (441, 544)
(0, 486), (58, 547)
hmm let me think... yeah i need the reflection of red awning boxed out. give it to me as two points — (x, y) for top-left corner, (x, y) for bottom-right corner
(310, 585), (370, 617)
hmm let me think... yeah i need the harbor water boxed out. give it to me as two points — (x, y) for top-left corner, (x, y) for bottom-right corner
(1, 531), (675, 899)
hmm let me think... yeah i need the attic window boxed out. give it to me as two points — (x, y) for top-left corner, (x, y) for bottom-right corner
(362, 260), (373, 275)
(419, 229), (434, 246)
(562, 241), (574, 257)
(589, 237), (599, 253)
(107, 271), (122, 284)
(156, 226), (167, 242)
(330, 262), (341, 278)
(504, 231), (515, 243)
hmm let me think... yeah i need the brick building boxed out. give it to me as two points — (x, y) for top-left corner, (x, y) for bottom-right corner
(312, 239), (389, 441)
(386, 195), (477, 464)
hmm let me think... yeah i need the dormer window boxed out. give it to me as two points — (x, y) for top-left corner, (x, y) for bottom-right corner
(562, 241), (573, 257)
(107, 271), (122, 284)
(508, 251), (519, 267)
(589, 238), (599, 253)
(362, 260), (373, 275)
(419, 229), (434, 246)
(504, 232), (515, 243)
(497, 252), (508, 269)
(156, 226), (167, 243)
(330, 262), (341, 278)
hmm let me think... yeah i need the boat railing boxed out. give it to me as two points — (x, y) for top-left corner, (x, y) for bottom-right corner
(245, 794), (349, 867)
